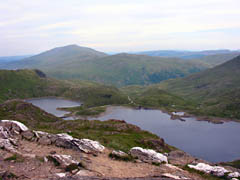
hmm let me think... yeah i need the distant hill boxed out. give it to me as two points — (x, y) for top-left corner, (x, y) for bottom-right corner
(45, 53), (208, 87)
(135, 49), (239, 59)
(122, 55), (240, 119)
(3, 44), (107, 70)
(0, 55), (32, 63)
(158, 55), (240, 119)
(0, 69), (128, 107)
(191, 52), (240, 67)
(1, 45), (209, 87)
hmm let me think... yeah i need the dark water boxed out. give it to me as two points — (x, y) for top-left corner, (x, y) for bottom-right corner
(26, 97), (81, 118)
(90, 107), (240, 163)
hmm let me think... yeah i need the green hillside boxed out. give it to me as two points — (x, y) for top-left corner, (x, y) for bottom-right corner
(2, 45), (209, 87)
(190, 52), (240, 67)
(143, 55), (240, 119)
(0, 69), (128, 107)
(4, 44), (107, 69)
(45, 53), (208, 87)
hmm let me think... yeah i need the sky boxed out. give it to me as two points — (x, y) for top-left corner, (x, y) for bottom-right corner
(0, 0), (240, 56)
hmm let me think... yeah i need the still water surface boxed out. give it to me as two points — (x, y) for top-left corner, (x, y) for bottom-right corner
(25, 98), (240, 162)
(90, 107), (240, 163)
(26, 97), (81, 117)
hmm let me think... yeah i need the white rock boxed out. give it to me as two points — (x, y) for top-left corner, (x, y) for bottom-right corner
(74, 139), (105, 153)
(55, 173), (66, 178)
(172, 112), (185, 116)
(49, 154), (79, 168)
(112, 150), (128, 157)
(33, 130), (49, 138)
(1, 120), (28, 131)
(0, 138), (17, 152)
(228, 172), (240, 178)
(130, 147), (168, 163)
(57, 133), (74, 141)
(188, 163), (230, 177)
(165, 164), (183, 171)
(162, 173), (189, 180)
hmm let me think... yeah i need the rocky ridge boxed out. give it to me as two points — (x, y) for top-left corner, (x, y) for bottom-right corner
(0, 120), (239, 180)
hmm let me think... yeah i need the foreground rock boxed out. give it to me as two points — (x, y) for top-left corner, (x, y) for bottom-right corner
(188, 163), (240, 178)
(130, 147), (168, 164)
(0, 120), (105, 155)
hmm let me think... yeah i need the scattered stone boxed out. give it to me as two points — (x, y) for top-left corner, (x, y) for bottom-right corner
(1, 120), (28, 132)
(162, 173), (189, 180)
(33, 130), (49, 138)
(73, 139), (105, 153)
(55, 173), (67, 178)
(130, 147), (168, 164)
(188, 163), (229, 177)
(75, 170), (98, 177)
(48, 154), (79, 169)
(111, 150), (128, 157)
(22, 130), (35, 140)
(228, 172), (240, 178)
(38, 136), (52, 145)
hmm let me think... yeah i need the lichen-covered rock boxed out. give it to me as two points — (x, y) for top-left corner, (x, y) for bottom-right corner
(38, 136), (52, 145)
(228, 172), (240, 178)
(48, 154), (79, 169)
(22, 130), (35, 140)
(0, 120), (28, 132)
(130, 147), (168, 164)
(111, 150), (128, 157)
(73, 139), (105, 153)
(188, 163), (229, 177)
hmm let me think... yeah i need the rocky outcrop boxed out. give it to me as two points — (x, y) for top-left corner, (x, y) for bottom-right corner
(188, 163), (240, 179)
(130, 147), (168, 164)
(48, 154), (80, 168)
(111, 150), (128, 157)
(0, 120), (105, 155)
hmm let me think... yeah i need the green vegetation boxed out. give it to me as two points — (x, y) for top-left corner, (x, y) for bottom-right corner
(121, 55), (240, 120)
(4, 45), (208, 87)
(108, 152), (134, 162)
(60, 106), (106, 116)
(4, 154), (24, 162)
(183, 166), (228, 180)
(0, 100), (172, 153)
(220, 160), (240, 169)
(0, 69), (129, 107)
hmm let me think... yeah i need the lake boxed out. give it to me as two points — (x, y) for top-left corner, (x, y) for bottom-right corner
(26, 97), (81, 118)
(25, 98), (240, 162)
(90, 106), (240, 163)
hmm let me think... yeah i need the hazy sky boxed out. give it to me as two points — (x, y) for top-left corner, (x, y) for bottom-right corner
(1, 0), (240, 56)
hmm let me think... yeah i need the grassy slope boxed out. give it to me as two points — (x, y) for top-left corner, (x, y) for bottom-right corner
(46, 53), (208, 87)
(0, 99), (171, 153)
(130, 55), (240, 119)
(2, 45), (209, 87)
(5, 45), (107, 69)
(190, 52), (240, 67)
(0, 69), (128, 107)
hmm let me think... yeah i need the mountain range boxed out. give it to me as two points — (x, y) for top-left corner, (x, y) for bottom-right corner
(0, 45), (214, 87)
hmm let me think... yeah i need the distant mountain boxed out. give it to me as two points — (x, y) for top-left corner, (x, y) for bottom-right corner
(44, 53), (208, 87)
(1, 45), (209, 87)
(0, 55), (32, 63)
(135, 49), (239, 59)
(159, 55), (240, 119)
(191, 52), (240, 67)
(3, 44), (107, 69)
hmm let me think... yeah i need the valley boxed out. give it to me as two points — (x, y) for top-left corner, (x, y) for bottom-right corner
(1, 47), (240, 180)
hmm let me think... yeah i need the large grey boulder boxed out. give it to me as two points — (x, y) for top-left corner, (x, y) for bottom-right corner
(188, 163), (231, 177)
(48, 154), (79, 169)
(130, 147), (168, 164)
